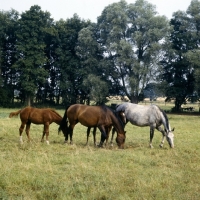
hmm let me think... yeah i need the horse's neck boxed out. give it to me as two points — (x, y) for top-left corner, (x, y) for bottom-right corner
(111, 114), (124, 133)
(160, 111), (169, 131)
(51, 111), (62, 125)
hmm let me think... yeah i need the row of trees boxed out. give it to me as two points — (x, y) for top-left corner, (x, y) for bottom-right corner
(0, 0), (200, 111)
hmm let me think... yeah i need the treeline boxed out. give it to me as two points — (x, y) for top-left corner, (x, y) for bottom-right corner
(0, 0), (200, 111)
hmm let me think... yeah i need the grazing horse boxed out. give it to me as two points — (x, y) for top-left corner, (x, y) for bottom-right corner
(9, 107), (66, 144)
(86, 111), (126, 146)
(112, 103), (174, 148)
(58, 104), (126, 149)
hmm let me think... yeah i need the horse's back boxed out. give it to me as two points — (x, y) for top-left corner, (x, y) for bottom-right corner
(19, 106), (32, 119)
(67, 104), (109, 127)
(20, 107), (54, 124)
(117, 103), (161, 127)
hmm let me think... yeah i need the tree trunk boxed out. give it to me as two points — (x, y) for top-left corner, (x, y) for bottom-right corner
(26, 95), (31, 106)
(174, 98), (182, 112)
(130, 95), (139, 104)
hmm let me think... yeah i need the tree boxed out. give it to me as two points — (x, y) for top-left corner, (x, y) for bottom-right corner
(97, 0), (169, 103)
(161, 5), (198, 111)
(83, 74), (109, 105)
(37, 15), (58, 105)
(54, 15), (91, 105)
(76, 25), (104, 76)
(0, 9), (19, 106)
(14, 5), (53, 106)
(76, 24), (115, 104)
(185, 0), (200, 98)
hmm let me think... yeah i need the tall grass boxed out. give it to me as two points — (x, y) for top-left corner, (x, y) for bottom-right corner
(0, 108), (200, 199)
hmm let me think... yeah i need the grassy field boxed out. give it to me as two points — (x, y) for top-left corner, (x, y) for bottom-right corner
(0, 107), (200, 200)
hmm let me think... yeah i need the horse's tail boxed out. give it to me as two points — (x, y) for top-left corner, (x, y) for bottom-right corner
(58, 106), (69, 134)
(9, 109), (21, 118)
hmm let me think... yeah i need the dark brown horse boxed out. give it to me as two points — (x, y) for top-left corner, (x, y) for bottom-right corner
(86, 110), (126, 146)
(9, 107), (66, 144)
(58, 104), (126, 149)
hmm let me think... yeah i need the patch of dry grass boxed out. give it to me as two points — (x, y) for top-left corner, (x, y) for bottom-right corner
(0, 108), (200, 199)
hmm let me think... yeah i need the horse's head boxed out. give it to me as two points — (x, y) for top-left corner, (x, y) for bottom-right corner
(166, 128), (175, 148)
(116, 132), (126, 149)
(58, 120), (69, 138)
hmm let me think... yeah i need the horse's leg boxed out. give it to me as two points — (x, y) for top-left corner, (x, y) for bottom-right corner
(105, 126), (112, 147)
(42, 123), (50, 145)
(110, 127), (116, 147)
(64, 132), (68, 143)
(19, 122), (26, 143)
(41, 131), (45, 143)
(92, 127), (97, 146)
(156, 126), (166, 148)
(98, 126), (107, 147)
(68, 124), (75, 145)
(25, 122), (31, 142)
(149, 126), (155, 148)
(86, 127), (91, 145)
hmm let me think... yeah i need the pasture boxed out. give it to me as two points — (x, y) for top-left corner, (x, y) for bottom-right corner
(0, 107), (200, 199)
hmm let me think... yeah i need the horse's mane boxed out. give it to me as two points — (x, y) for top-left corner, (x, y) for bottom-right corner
(58, 106), (70, 133)
(157, 106), (169, 130)
(49, 109), (62, 118)
(100, 105), (125, 128)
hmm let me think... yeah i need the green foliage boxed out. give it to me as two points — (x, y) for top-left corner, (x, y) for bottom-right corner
(97, 0), (169, 103)
(161, 0), (200, 111)
(1, 1), (200, 109)
(14, 5), (52, 105)
(55, 15), (91, 105)
(0, 10), (19, 102)
(83, 74), (109, 105)
(0, 86), (12, 107)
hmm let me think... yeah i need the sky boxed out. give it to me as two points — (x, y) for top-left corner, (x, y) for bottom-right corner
(0, 0), (193, 22)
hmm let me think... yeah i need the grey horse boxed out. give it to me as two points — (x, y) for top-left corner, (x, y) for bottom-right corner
(112, 102), (174, 148)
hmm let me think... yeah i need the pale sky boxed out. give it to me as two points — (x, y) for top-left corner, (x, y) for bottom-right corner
(0, 0), (193, 22)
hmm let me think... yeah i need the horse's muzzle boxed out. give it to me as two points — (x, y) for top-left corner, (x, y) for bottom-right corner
(117, 143), (125, 149)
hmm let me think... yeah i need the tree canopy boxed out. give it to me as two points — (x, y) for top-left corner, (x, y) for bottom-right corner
(0, 0), (200, 110)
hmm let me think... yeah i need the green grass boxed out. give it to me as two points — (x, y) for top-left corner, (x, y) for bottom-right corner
(0, 108), (200, 199)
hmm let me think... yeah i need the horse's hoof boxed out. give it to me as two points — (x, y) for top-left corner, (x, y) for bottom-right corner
(97, 144), (104, 148)
(97, 141), (102, 148)
(159, 144), (163, 148)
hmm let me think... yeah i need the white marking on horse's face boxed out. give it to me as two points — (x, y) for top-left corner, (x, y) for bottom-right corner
(166, 131), (174, 148)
